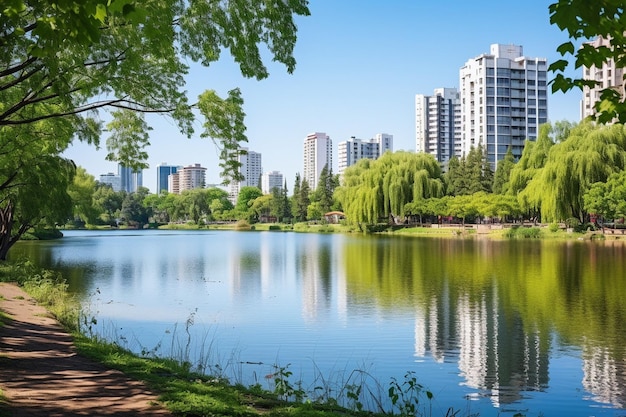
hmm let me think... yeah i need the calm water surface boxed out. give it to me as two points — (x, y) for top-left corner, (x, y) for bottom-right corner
(11, 229), (626, 417)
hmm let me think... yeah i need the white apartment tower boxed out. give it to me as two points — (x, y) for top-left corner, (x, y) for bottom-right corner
(337, 133), (393, 175)
(303, 132), (332, 190)
(228, 148), (263, 203)
(261, 171), (284, 194)
(581, 36), (625, 121)
(460, 44), (548, 167)
(415, 88), (461, 164)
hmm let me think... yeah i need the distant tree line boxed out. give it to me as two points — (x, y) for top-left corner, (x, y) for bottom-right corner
(62, 121), (626, 232)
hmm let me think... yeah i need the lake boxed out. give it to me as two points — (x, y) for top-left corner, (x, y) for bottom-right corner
(10, 229), (626, 417)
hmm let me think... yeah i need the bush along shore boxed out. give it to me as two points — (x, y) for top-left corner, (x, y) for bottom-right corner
(0, 260), (480, 417)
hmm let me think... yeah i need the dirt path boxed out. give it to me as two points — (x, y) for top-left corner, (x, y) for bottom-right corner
(0, 283), (172, 416)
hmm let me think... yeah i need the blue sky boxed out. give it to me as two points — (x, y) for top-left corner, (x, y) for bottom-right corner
(64, 0), (582, 193)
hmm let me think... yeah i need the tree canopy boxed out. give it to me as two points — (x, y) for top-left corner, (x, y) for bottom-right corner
(336, 152), (444, 225)
(518, 122), (626, 222)
(1, 0), (309, 171)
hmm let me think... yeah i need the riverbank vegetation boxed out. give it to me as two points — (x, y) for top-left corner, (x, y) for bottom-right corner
(37, 122), (622, 247)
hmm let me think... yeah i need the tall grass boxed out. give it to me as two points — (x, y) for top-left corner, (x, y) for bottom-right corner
(0, 259), (80, 331)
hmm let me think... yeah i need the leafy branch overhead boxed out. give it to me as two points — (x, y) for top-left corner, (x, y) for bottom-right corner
(1, 0), (310, 174)
(548, 0), (626, 123)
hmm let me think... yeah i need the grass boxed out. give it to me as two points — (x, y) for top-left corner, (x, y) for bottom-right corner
(73, 334), (371, 417)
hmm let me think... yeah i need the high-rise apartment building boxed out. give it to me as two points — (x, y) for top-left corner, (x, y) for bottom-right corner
(261, 171), (284, 194)
(337, 133), (393, 175)
(169, 163), (206, 194)
(303, 132), (332, 190)
(581, 36), (624, 121)
(415, 88), (461, 165)
(119, 164), (143, 193)
(156, 163), (179, 194)
(460, 44), (548, 167)
(228, 148), (262, 203)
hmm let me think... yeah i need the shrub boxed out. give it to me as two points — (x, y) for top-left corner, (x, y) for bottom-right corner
(548, 223), (559, 233)
(235, 220), (251, 230)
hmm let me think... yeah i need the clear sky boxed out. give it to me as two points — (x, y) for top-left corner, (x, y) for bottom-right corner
(63, 0), (582, 193)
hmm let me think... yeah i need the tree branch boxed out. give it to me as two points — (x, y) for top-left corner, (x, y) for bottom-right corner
(0, 56), (38, 79)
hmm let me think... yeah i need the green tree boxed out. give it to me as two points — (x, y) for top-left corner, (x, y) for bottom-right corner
(292, 173), (301, 220)
(269, 187), (282, 221)
(67, 166), (99, 225)
(524, 122), (626, 222)
(312, 164), (336, 214)
(235, 186), (263, 222)
(444, 156), (466, 196)
(294, 178), (311, 222)
(1, 0), (309, 172)
(584, 170), (626, 225)
(508, 123), (555, 219)
(205, 187), (232, 221)
(0, 156), (75, 260)
(92, 184), (126, 225)
(181, 189), (210, 224)
(492, 147), (516, 195)
(336, 152), (444, 225)
(120, 187), (151, 228)
(549, 0), (626, 123)
(269, 185), (291, 222)
(250, 194), (273, 221)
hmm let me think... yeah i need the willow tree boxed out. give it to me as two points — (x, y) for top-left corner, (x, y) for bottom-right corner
(508, 123), (556, 217)
(336, 152), (444, 225)
(525, 122), (626, 222)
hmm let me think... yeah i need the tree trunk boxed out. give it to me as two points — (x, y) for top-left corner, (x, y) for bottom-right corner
(0, 203), (15, 261)
(0, 202), (31, 261)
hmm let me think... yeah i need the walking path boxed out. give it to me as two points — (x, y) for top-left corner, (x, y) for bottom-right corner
(0, 283), (171, 416)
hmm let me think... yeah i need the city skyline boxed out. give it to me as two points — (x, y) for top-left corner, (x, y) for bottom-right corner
(63, 1), (582, 193)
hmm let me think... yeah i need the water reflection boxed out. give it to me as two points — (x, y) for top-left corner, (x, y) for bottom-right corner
(342, 236), (626, 409)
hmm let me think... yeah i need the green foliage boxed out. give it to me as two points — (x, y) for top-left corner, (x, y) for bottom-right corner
(524, 122), (626, 222)
(120, 187), (151, 228)
(0, 155), (76, 259)
(549, 0), (626, 123)
(505, 227), (542, 239)
(0, 260), (79, 330)
(67, 167), (99, 225)
(492, 147), (516, 194)
(235, 186), (263, 222)
(336, 152), (444, 225)
(291, 174), (311, 222)
(388, 371), (433, 417)
(445, 145), (492, 196)
(584, 170), (626, 222)
(270, 364), (306, 402)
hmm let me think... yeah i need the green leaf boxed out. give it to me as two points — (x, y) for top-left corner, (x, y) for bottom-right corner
(94, 3), (107, 23)
(556, 41), (575, 56)
(548, 59), (569, 72)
